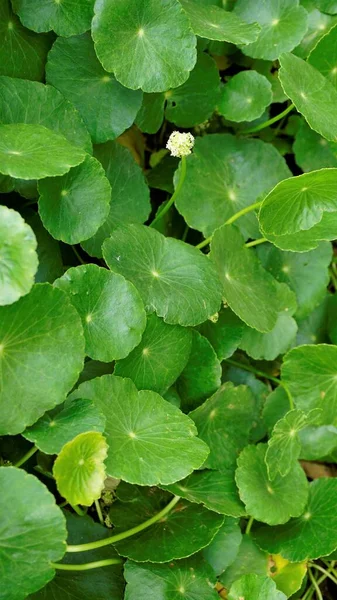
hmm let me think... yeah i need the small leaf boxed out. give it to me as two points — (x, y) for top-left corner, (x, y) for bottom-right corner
(53, 431), (108, 506)
(0, 466), (66, 599)
(69, 375), (209, 486)
(54, 264), (146, 362)
(271, 554), (307, 598)
(228, 574), (286, 600)
(235, 443), (308, 525)
(0, 206), (38, 305)
(203, 518), (242, 576)
(219, 71), (272, 123)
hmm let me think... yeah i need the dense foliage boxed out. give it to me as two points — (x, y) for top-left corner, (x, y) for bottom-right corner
(2, 0), (337, 599)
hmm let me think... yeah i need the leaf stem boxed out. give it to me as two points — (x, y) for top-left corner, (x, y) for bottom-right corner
(72, 245), (86, 265)
(150, 155), (187, 227)
(66, 494), (181, 553)
(308, 568), (323, 600)
(51, 558), (123, 571)
(309, 563), (337, 586)
(95, 499), (104, 526)
(224, 358), (281, 386)
(245, 237), (267, 248)
(71, 504), (87, 517)
(14, 445), (38, 468)
(330, 266), (337, 290)
(242, 103), (295, 134)
(245, 516), (254, 535)
(196, 201), (263, 250)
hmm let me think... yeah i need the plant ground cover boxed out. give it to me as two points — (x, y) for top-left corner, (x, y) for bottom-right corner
(2, 0), (337, 598)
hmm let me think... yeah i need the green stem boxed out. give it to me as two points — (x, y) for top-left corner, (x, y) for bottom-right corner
(71, 504), (87, 517)
(95, 499), (104, 526)
(51, 558), (123, 571)
(242, 103), (295, 134)
(309, 563), (337, 586)
(14, 445), (38, 468)
(224, 358), (281, 386)
(308, 568), (323, 600)
(72, 245), (86, 265)
(330, 266), (337, 290)
(245, 516), (254, 535)
(196, 200), (263, 250)
(245, 237), (267, 248)
(150, 155), (186, 227)
(283, 382), (295, 411)
(67, 495), (181, 553)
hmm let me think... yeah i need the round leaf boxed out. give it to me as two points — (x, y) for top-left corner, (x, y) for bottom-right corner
(92, 0), (197, 92)
(252, 478), (337, 561)
(294, 120), (337, 172)
(0, 123), (86, 179)
(228, 574), (286, 600)
(54, 264), (146, 362)
(220, 534), (268, 589)
(24, 398), (106, 455)
(115, 313), (192, 394)
(0, 283), (85, 435)
(219, 71), (272, 123)
(69, 374), (209, 486)
(0, 205), (38, 305)
(0, 466), (66, 600)
(239, 314), (297, 361)
(46, 33), (142, 143)
(198, 308), (245, 361)
(308, 22), (337, 86)
(233, 0), (308, 60)
(12, 0), (94, 36)
(53, 431), (108, 506)
(235, 444), (308, 525)
(203, 518), (242, 576)
(103, 224), (223, 327)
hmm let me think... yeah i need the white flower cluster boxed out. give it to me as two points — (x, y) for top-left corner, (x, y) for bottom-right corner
(166, 131), (195, 158)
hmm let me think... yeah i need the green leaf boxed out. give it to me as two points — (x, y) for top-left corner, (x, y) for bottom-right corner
(203, 518), (242, 576)
(235, 443), (308, 525)
(0, 205), (38, 305)
(189, 382), (256, 470)
(81, 142), (151, 258)
(124, 556), (218, 600)
(0, 123), (86, 180)
(25, 211), (63, 284)
(0, 0), (52, 81)
(262, 387), (290, 434)
(281, 344), (337, 422)
(308, 23), (337, 87)
(110, 484), (224, 562)
(228, 574), (286, 600)
(54, 264), (146, 362)
(257, 241), (332, 319)
(175, 134), (291, 239)
(271, 554), (307, 598)
(279, 52), (337, 141)
(29, 512), (124, 600)
(38, 156), (111, 244)
(219, 71), (272, 123)
(299, 424), (337, 461)
(24, 398), (106, 455)
(210, 225), (292, 333)
(0, 283), (84, 435)
(294, 120), (337, 172)
(0, 75), (92, 152)
(177, 330), (221, 411)
(295, 3), (337, 59)
(297, 295), (329, 346)
(69, 375), (209, 485)
(103, 224), (222, 327)
(115, 313), (192, 394)
(53, 431), (108, 506)
(261, 210), (337, 252)
(239, 314), (297, 361)
(233, 0), (308, 60)
(163, 468), (246, 517)
(252, 478), (337, 561)
(12, 0), (94, 36)
(92, 0), (197, 93)
(198, 309), (244, 361)
(265, 409), (322, 480)
(0, 466), (66, 599)
(220, 535), (268, 589)
(179, 0), (260, 44)
(314, 0), (337, 12)
(46, 33), (142, 144)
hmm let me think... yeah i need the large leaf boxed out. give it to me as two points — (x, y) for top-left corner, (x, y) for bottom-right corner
(53, 431), (108, 506)
(0, 466), (66, 600)
(0, 206), (38, 306)
(233, 0), (308, 60)
(46, 33), (142, 143)
(189, 382), (255, 470)
(0, 75), (91, 152)
(219, 71), (272, 123)
(252, 478), (337, 561)
(54, 264), (146, 362)
(0, 123), (86, 179)
(38, 156), (111, 244)
(279, 52), (337, 141)
(203, 518), (242, 576)
(228, 574), (286, 600)
(69, 375), (209, 486)
(175, 134), (291, 239)
(0, 0), (52, 81)
(81, 142), (151, 258)
(92, 0), (197, 92)
(124, 556), (218, 600)
(0, 284), (84, 435)
(12, 0), (94, 36)
(115, 313), (192, 394)
(235, 444), (308, 525)
(110, 484), (224, 562)
(103, 224), (222, 327)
